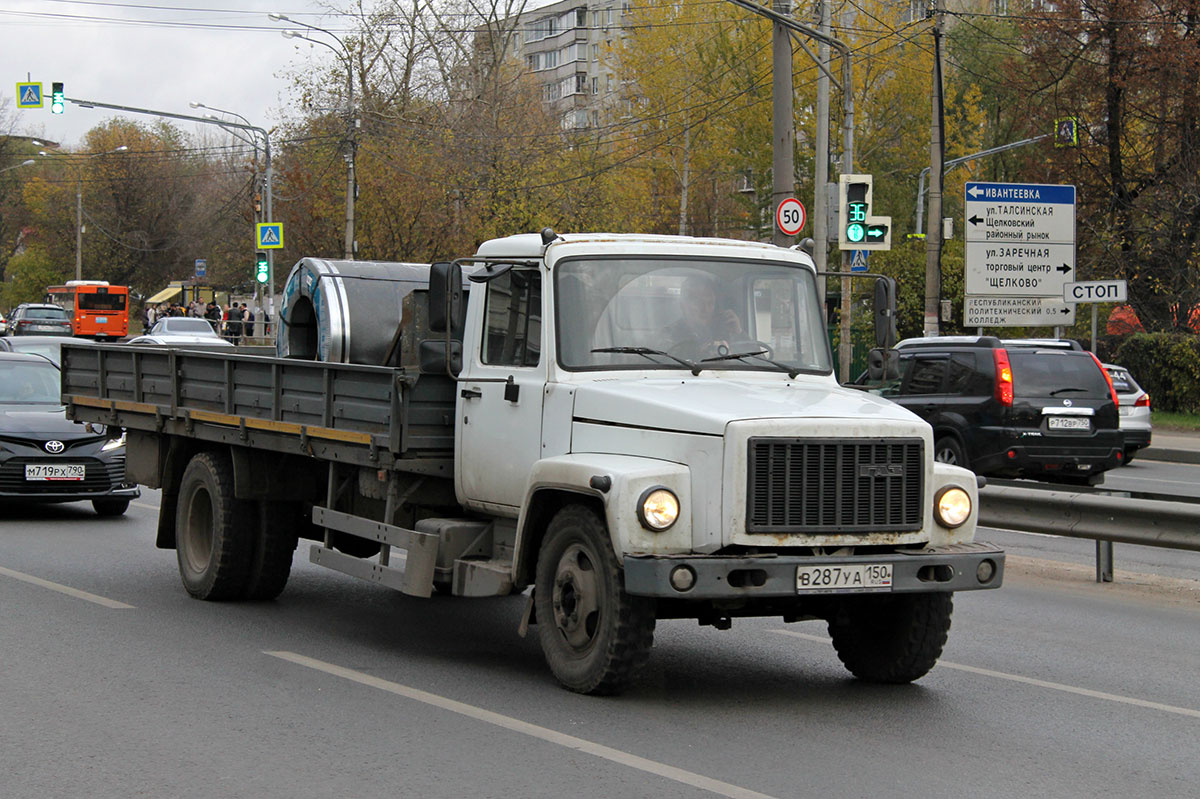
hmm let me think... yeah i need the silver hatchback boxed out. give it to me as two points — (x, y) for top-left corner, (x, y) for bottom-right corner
(1104, 364), (1151, 462)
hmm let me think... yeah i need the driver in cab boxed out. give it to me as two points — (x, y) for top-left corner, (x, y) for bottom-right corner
(664, 275), (743, 359)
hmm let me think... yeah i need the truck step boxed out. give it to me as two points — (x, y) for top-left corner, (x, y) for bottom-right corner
(311, 506), (437, 597)
(452, 558), (514, 597)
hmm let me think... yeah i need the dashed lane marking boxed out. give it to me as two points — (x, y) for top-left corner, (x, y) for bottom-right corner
(772, 630), (1200, 719)
(266, 650), (779, 799)
(0, 565), (134, 609)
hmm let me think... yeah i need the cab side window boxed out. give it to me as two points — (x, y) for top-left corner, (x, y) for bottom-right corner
(481, 270), (541, 367)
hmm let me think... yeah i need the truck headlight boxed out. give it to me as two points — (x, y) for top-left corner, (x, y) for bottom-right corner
(934, 486), (971, 528)
(637, 487), (679, 532)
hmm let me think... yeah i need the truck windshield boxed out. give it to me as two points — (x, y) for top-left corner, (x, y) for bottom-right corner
(555, 256), (832, 374)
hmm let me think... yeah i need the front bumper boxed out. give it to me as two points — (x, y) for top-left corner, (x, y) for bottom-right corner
(623, 542), (1004, 600)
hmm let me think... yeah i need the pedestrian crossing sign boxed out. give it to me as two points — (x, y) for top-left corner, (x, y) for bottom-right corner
(16, 82), (43, 109)
(256, 222), (284, 249)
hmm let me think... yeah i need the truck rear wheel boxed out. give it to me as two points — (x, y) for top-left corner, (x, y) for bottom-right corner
(827, 592), (953, 683)
(534, 505), (656, 695)
(242, 501), (299, 601)
(175, 451), (253, 600)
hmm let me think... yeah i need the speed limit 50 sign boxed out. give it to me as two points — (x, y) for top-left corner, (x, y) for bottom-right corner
(776, 197), (807, 237)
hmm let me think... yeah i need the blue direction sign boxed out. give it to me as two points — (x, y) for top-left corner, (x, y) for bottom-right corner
(16, 82), (43, 109)
(194, 258), (207, 278)
(256, 222), (284, 249)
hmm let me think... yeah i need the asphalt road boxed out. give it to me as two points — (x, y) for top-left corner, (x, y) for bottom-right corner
(2, 491), (1198, 799)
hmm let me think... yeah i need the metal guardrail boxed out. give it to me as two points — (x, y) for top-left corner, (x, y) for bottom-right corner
(979, 481), (1200, 582)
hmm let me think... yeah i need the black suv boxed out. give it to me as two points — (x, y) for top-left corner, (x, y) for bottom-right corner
(867, 336), (1123, 485)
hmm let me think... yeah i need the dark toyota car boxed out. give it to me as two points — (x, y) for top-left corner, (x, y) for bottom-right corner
(0, 352), (138, 515)
(869, 337), (1123, 485)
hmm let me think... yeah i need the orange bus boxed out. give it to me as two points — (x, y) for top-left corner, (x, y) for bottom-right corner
(45, 281), (130, 340)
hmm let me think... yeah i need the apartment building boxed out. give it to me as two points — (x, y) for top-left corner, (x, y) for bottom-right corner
(493, 0), (630, 129)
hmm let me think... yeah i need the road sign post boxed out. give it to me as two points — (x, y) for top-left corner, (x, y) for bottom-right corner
(964, 182), (1077, 327)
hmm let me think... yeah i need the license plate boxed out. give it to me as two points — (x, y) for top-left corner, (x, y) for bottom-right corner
(796, 563), (893, 593)
(25, 464), (85, 481)
(1047, 416), (1090, 431)
(95, 317), (108, 324)
(35, 324), (61, 331)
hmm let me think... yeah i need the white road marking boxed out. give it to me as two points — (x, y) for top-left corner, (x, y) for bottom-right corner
(132, 501), (160, 512)
(0, 565), (134, 609)
(772, 630), (1200, 719)
(266, 650), (779, 799)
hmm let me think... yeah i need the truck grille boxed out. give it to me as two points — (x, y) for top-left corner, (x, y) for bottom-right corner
(746, 438), (923, 533)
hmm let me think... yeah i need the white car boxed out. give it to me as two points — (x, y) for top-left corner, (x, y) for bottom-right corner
(127, 317), (235, 348)
(1104, 363), (1151, 463)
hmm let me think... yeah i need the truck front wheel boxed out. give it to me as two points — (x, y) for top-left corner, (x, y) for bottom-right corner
(534, 505), (656, 695)
(827, 592), (953, 683)
(175, 451), (253, 600)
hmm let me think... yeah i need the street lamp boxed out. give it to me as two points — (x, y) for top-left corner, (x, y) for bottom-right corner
(0, 159), (35, 175)
(191, 100), (276, 333)
(40, 146), (128, 281)
(271, 12), (356, 260)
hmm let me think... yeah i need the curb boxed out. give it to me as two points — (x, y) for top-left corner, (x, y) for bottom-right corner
(1139, 447), (1200, 465)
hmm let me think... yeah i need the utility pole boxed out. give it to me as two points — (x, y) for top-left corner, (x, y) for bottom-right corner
(924, 3), (946, 337)
(771, 0), (795, 248)
(813, 1), (830, 274)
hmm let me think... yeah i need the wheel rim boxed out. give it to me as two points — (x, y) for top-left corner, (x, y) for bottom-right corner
(181, 485), (215, 574)
(935, 446), (958, 465)
(551, 542), (601, 651)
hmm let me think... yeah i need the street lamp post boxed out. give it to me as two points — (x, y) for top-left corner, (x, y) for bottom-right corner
(0, 159), (35, 176)
(270, 13), (356, 260)
(191, 101), (275, 332)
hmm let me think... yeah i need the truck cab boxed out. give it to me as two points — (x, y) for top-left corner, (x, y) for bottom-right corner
(437, 232), (1001, 692)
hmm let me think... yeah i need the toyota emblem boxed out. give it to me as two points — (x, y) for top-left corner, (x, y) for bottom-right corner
(1062, 399), (1073, 407)
(44, 440), (65, 454)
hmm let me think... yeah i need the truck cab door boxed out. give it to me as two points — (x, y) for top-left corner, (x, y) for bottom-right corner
(456, 268), (545, 510)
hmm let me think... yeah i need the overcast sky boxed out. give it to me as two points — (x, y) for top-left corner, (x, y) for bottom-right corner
(2, 0), (355, 149)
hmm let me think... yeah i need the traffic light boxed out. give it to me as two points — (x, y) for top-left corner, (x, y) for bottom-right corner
(255, 252), (269, 284)
(838, 174), (892, 251)
(50, 82), (65, 115)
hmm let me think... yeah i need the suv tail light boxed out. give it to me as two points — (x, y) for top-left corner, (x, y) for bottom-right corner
(1135, 393), (1151, 408)
(993, 349), (1013, 406)
(1088, 352), (1119, 407)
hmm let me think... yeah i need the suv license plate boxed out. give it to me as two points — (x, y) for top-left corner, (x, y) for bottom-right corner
(796, 564), (893, 593)
(1048, 416), (1090, 431)
(25, 464), (85, 481)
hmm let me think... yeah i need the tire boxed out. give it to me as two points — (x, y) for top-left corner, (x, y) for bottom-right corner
(175, 451), (253, 600)
(534, 505), (656, 695)
(92, 498), (129, 517)
(934, 436), (968, 469)
(828, 592), (953, 684)
(242, 501), (299, 600)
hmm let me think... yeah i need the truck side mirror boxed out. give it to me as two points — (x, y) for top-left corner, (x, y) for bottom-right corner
(429, 261), (464, 334)
(867, 348), (900, 382)
(873, 276), (898, 349)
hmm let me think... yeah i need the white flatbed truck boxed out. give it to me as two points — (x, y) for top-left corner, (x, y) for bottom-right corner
(62, 231), (1003, 694)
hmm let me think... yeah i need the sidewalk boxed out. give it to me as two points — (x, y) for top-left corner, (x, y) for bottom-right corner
(1141, 429), (1200, 464)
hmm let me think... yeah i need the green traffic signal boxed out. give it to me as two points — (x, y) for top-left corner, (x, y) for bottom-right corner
(255, 251), (269, 283)
(50, 82), (64, 115)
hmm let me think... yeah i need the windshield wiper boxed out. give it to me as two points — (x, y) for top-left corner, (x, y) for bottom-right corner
(591, 346), (702, 375)
(699, 349), (802, 379)
(1048, 387), (1089, 396)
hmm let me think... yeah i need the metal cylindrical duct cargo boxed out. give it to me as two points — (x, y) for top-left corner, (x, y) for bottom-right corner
(276, 259), (430, 364)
